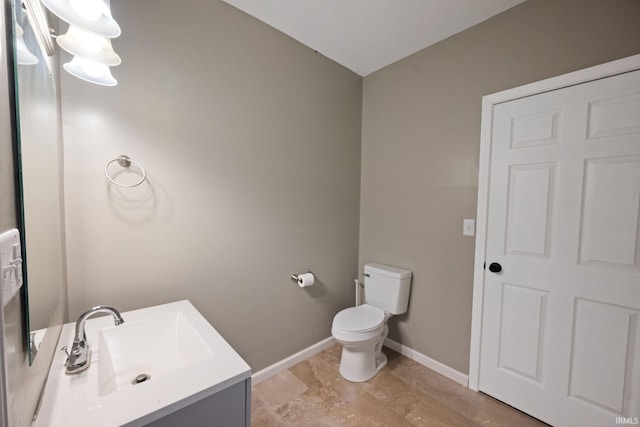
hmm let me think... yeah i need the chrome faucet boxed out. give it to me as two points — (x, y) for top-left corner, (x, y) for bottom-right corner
(65, 305), (124, 374)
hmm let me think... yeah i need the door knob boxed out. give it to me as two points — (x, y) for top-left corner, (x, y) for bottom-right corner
(488, 262), (502, 273)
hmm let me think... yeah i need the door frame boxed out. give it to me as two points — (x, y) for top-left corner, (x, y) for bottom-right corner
(468, 53), (640, 391)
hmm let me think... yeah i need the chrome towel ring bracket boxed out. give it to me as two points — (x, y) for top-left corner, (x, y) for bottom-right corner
(104, 155), (146, 187)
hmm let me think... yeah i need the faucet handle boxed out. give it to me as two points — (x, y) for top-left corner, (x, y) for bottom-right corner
(60, 345), (69, 357)
(65, 341), (91, 374)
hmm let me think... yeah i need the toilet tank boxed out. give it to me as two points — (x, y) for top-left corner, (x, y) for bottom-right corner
(363, 263), (412, 315)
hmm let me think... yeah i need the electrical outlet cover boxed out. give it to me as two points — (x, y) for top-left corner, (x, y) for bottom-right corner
(463, 219), (476, 236)
(0, 229), (22, 307)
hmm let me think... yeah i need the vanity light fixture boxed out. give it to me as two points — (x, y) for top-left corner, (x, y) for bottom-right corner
(15, 24), (39, 65)
(39, 0), (123, 86)
(22, 0), (56, 56)
(57, 25), (120, 65)
(39, 0), (120, 38)
(63, 56), (117, 86)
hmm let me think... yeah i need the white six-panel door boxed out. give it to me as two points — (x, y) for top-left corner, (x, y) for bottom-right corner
(479, 69), (640, 426)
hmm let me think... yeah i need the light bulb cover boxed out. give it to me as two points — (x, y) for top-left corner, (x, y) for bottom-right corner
(57, 25), (121, 65)
(17, 41), (39, 65)
(15, 25), (39, 65)
(69, 0), (104, 21)
(63, 56), (117, 86)
(40, 0), (120, 38)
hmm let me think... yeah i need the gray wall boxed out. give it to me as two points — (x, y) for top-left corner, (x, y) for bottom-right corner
(61, 0), (362, 372)
(359, 0), (640, 374)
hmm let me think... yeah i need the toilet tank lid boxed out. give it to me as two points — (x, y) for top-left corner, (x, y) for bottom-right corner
(365, 263), (412, 279)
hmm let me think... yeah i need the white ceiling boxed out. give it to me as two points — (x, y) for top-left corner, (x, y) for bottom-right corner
(223, 0), (525, 76)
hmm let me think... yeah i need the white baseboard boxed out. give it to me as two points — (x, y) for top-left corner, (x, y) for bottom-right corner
(250, 336), (468, 388)
(251, 337), (336, 385)
(384, 338), (469, 387)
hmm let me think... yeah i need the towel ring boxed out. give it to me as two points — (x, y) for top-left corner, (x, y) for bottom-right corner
(104, 155), (146, 187)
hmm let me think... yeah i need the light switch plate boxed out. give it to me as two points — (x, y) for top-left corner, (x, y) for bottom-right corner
(0, 229), (23, 307)
(463, 219), (475, 236)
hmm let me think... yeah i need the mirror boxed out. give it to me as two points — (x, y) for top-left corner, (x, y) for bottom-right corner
(10, 0), (65, 364)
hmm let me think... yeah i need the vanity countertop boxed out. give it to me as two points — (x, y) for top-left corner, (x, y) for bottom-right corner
(34, 300), (251, 427)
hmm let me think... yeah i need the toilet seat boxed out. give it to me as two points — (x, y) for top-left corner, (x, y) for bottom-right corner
(332, 304), (385, 333)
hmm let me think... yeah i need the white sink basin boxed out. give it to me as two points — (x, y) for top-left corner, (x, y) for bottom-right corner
(35, 300), (251, 427)
(98, 310), (215, 396)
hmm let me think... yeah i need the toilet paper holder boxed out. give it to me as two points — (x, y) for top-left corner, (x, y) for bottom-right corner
(291, 271), (315, 284)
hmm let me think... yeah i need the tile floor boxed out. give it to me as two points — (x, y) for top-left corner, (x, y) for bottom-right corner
(251, 344), (548, 426)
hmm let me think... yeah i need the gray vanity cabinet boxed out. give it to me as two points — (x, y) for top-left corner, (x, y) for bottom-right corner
(143, 379), (251, 427)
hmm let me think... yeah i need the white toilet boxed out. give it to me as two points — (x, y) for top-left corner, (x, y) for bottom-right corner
(331, 263), (412, 382)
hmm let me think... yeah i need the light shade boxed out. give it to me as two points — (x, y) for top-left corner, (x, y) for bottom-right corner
(15, 24), (39, 65)
(40, 0), (120, 38)
(63, 56), (117, 86)
(57, 25), (121, 65)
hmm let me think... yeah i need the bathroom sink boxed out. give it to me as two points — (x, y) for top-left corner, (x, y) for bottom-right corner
(97, 310), (215, 396)
(35, 300), (251, 427)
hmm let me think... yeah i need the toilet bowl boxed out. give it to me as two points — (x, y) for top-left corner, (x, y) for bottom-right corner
(331, 263), (412, 382)
(331, 304), (390, 382)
